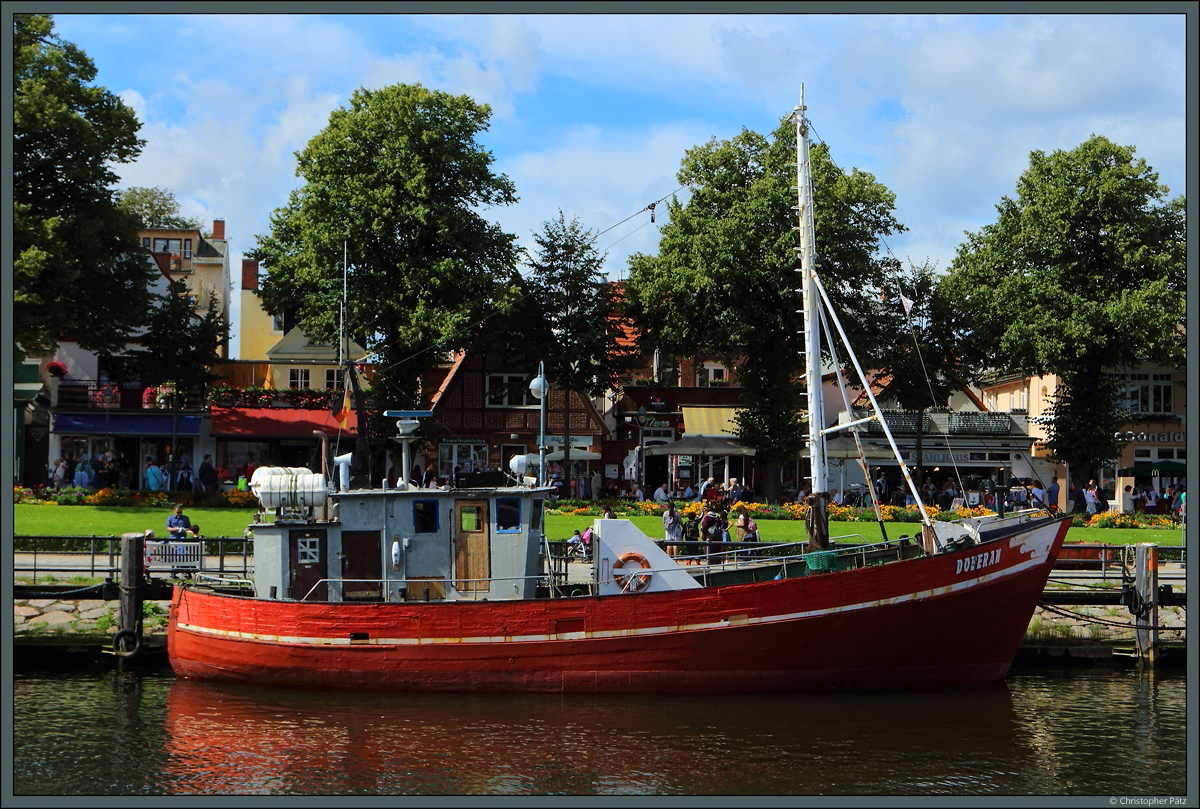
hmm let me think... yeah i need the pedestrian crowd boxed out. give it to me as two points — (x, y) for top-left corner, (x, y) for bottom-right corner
(44, 451), (227, 496)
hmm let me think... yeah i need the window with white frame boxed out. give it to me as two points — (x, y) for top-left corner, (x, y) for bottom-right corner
(272, 313), (284, 332)
(439, 442), (489, 476)
(1112, 372), (1173, 416)
(697, 362), (728, 387)
(297, 537), (321, 564)
(289, 368), (310, 389)
(486, 374), (534, 407)
(325, 369), (344, 390)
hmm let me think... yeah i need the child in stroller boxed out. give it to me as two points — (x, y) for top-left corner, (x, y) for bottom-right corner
(567, 527), (593, 560)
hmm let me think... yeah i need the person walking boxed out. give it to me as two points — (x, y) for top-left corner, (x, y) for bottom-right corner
(145, 457), (166, 492)
(1030, 479), (1046, 509)
(197, 455), (218, 495)
(73, 456), (91, 489)
(662, 501), (682, 557)
(1119, 485), (1135, 513)
(1046, 476), (1060, 513)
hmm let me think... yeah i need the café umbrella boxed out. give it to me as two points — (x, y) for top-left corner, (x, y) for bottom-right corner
(1117, 460), (1188, 477)
(643, 435), (756, 457)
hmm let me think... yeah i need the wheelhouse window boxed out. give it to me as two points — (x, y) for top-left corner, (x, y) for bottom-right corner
(459, 506), (483, 532)
(531, 499), (544, 533)
(413, 501), (439, 533)
(496, 498), (521, 532)
(298, 537), (321, 564)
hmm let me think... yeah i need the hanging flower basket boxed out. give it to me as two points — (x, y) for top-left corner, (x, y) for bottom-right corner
(46, 361), (66, 379)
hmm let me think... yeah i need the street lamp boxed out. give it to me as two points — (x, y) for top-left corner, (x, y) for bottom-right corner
(634, 405), (653, 492)
(529, 362), (549, 487)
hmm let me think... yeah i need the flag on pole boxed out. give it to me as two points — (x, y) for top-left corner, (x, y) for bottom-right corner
(899, 293), (915, 316)
(334, 380), (351, 430)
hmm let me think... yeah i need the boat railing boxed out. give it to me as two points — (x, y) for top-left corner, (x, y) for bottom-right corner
(293, 537), (927, 601)
(192, 572), (254, 591)
(298, 575), (546, 603)
(671, 535), (924, 573)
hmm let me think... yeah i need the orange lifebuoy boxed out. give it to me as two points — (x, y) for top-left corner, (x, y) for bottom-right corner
(612, 552), (652, 593)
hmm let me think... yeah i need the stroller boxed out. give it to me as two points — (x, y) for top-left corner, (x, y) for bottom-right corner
(567, 527), (593, 561)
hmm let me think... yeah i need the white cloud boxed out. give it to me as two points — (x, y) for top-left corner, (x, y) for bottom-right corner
(47, 11), (1183, 356)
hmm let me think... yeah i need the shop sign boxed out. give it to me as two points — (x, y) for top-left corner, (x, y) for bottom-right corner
(545, 436), (591, 447)
(1115, 430), (1185, 443)
(649, 395), (668, 411)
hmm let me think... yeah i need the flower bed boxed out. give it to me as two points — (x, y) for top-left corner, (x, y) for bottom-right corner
(13, 485), (257, 509)
(543, 497), (1177, 528)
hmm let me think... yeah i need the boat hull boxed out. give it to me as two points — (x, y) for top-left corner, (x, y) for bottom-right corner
(168, 516), (1070, 693)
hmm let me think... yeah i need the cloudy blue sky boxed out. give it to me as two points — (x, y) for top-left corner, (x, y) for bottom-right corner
(46, 9), (1189, 357)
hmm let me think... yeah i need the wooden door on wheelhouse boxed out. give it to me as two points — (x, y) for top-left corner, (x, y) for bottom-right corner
(453, 500), (490, 592)
(289, 528), (327, 601)
(341, 530), (382, 601)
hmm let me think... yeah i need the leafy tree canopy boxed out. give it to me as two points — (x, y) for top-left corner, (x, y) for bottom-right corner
(127, 278), (229, 397)
(940, 135), (1185, 483)
(250, 83), (522, 422)
(624, 116), (906, 500)
(514, 212), (639, 471)
(14, 13), (153, 359)
(116, 186), (202, 231)
(524, 212), (637, 398)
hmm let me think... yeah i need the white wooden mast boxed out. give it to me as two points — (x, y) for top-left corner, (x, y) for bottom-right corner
(795, 86), (825, 495)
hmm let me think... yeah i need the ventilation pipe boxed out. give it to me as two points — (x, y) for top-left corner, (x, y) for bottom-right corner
(334, 452), (353, 492)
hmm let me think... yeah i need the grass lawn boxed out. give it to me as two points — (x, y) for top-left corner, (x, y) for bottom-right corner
(13, 504), (1183, 546)
(13, 504), (259, 539)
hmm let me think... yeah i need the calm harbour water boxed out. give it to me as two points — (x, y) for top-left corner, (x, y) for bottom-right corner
(10, 667), (1189, 797)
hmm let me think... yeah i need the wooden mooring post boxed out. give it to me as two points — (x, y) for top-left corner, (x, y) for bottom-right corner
(113, 532), (146, 670)
(1128, 543), (1160, 665)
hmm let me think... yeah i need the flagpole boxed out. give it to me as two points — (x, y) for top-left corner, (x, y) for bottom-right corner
(340, 241), (347, 369)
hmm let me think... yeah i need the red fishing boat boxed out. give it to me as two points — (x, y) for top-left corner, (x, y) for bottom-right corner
(168, 89), (1070, 693)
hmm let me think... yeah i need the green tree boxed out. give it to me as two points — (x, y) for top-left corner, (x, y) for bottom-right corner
(127, 278), (229, 487)
(523, 212), (637, 477)
(14, 13), (153, 360)
(871, 260), (973, 494)
(115, 186), (202, 231)
(941, 135), (1185, 494)
(625, 118), (905, 502)
(250, 83), (521, 482)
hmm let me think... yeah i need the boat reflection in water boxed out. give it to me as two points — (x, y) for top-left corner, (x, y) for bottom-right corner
(164, 677), (1047, 795)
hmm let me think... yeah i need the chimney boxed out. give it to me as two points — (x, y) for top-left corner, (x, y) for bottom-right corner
(212, 219), (225, 240)
(241, 259), (260, 291)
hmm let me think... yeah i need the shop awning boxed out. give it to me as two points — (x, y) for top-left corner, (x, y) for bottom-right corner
(681, 406), (741, 437)
(209, 406), (358, 437)
(52, 412), (201, 435)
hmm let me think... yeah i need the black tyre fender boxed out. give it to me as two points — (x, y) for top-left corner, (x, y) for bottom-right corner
(112, 628), (141, 658)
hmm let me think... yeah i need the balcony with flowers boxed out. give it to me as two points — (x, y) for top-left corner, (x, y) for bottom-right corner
(206, 383), (352, 410)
